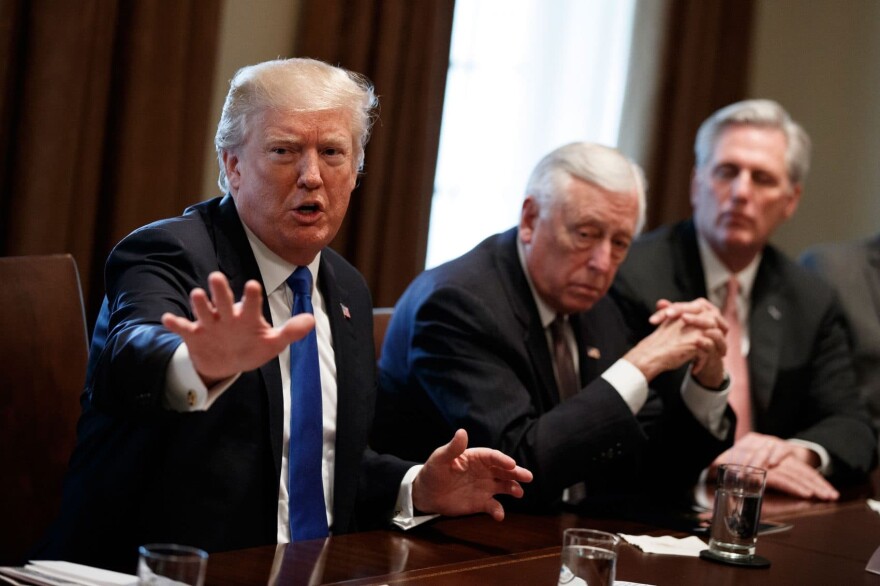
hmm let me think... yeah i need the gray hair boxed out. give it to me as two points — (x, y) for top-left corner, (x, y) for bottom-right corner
(215, 58), (378, 193)
(694, 99), (811, 184)
(525, 142), (648, 234)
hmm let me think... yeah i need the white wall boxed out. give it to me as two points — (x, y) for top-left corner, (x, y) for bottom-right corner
(199, 0), (302, 200)
(748, 0), (880, 255)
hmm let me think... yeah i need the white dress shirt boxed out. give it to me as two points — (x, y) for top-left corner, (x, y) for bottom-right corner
(164, 222), (428, 542)
(696, 235), (831, 473)
(516, 238), (729, 438)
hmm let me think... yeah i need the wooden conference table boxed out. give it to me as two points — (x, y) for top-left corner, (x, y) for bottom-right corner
(207, 484), (880, 585)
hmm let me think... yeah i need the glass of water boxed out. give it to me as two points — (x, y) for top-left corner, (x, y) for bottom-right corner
(708, 464), (767, 559)
(137, 544), (208, 586)
(559, 528), (619, 586)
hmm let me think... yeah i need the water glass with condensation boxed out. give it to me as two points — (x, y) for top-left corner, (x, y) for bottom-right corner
(558, 528), (620, 586)
(137, 544), (208, 586)
(708, 464), (767, 559)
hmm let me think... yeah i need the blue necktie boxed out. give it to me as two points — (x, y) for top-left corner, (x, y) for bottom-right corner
(286, 267), (329, 540)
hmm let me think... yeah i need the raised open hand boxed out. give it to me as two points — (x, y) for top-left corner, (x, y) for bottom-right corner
(161, 271), (315, 385)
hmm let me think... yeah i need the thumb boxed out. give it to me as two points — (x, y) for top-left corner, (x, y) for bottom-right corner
(483, 497), (505, 522)
(279, 313), (316, 344)
(435, 428), (469, 464)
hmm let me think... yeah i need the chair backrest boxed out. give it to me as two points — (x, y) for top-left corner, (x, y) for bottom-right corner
(373, 307), (394, 361)
(0, 255), (88, 564)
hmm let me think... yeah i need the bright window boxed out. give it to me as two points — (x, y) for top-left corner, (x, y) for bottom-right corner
(426, 0), (636, 268)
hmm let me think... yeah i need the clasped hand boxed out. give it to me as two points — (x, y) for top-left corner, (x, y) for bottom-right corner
(625, 298), (727, 387)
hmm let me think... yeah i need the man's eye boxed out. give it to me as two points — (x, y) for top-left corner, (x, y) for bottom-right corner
(271, 147), (290, 155)
(574, 229), (600, 245)
(712, 165), (738, 180)
(752, 172), (778, 186)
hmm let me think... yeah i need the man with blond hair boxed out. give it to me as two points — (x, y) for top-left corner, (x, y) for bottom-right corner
(38, 58), (531, 570)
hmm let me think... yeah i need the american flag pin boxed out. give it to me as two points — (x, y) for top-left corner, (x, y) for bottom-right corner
(341, 304), (351, 319)
(586, 347), (601, 359)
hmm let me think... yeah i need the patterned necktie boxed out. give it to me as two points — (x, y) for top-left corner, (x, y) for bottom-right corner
(550, 314), (587, 502)
(286, 267), (329, 540)
(550, 314), (579, 402)
(722, 276), (751, 440)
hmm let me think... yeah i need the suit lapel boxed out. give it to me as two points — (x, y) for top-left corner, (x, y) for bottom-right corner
(747, 252), (784, 419)
(494, 229), (559, 408)
(316, 254), (357, 524)
(672, 221), (709, 299)
(572, 310), (615, 384)
(210, 195), (285, 482)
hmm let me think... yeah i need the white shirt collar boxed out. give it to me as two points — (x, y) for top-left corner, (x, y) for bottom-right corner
(516, 234), (558, 329)
(696, 233), (761, 304)
(239, 220), (322, 295)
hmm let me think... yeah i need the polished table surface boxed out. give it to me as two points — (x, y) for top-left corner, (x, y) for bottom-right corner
(207, 486), (880, 585)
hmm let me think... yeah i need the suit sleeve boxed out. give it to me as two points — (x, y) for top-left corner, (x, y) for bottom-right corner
(784, 296), (877, 482)
(88, 224), (212, 415)
(398, 284), (695, 506)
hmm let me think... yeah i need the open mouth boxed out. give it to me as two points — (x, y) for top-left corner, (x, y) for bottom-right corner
(295, 203), (321, 214)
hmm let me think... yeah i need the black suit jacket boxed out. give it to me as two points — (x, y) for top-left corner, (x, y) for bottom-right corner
(612, 220), (876, 484)
(373, 228), (731, 509)
(801, 233), (880, 444)
(37, 196), (411, 570)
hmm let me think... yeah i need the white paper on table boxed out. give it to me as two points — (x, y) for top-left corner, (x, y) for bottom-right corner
(618, 534), (708, 557)
(866, 499), (880, 514)
(1, 561), (138, 586)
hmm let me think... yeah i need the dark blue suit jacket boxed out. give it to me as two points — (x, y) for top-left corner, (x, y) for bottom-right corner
(612, 220), (877, 485)
(373, 228), (731, 509)
(37, 196), (411, 570)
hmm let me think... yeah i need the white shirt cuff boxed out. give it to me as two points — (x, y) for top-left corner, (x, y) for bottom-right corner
(163, 343), (240, 411)
(788, 438), (833, 476)
(391, 465), (439, 530)
(601, 359), (649, 414)
(680, 364), (730, 440)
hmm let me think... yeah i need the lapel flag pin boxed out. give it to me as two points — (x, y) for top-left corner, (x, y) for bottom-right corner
(341, 303), (351, 319)
(587, 347), (601, 359)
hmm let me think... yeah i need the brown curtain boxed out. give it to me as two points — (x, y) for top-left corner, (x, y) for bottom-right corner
(295, 0), (455, 308)
(0, 0), (221, 328)
(621, 0), (756, 230)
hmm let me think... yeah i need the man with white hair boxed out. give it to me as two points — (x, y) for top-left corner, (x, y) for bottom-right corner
(373, 142), (735, 509)
(612, 100), (876, 501)
(37, 58), (531, 570)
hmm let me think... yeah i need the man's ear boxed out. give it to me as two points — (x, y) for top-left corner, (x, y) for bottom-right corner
(783, 182), (803, 220)
(519, 196), (538, 244)
(222, 150), (241, 192)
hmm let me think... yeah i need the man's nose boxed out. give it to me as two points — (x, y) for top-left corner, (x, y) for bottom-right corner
(587, 240), (612, 274)
(297, 151), (322, 189)
(730, 170), (753, 201)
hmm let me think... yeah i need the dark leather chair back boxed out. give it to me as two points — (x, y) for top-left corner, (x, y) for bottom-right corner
(0, 255), (88, 563)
